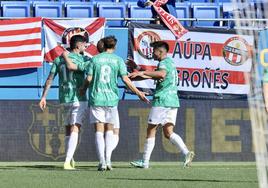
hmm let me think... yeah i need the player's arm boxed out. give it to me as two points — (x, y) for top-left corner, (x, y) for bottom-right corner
(39, 73), (55, 111)
(129, 69), (166, 80)
(122, 75), (150, 103)
(62, 51), (78, 71)
(79, 75), (92, 96)
(128, 72), (152, 81)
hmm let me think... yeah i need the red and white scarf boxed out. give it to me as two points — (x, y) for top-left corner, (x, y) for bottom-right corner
(153, 0), (188, 40)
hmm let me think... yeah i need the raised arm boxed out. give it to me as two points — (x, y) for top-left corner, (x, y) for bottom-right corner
(129, 69), (166, 80)
(62, 51), (78, 71)
(39, 73), (55, 111)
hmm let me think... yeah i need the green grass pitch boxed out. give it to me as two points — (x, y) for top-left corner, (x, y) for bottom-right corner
(0, 162), (258, 188)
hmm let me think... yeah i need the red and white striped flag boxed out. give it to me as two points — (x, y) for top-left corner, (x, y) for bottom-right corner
(0, 17), (42, 70)
(43, 18), (105, 62)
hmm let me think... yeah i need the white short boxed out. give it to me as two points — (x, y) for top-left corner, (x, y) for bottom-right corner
(89, 106), (120, 128)
(63, 101), (88, 126)
(148, 107), (177, 126)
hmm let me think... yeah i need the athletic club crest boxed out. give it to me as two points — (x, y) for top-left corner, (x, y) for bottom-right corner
(61, 27), (90, 49)
(28, 103), (65, 160)
(222, 36), (251, 66)
(136, 31), (161, 59)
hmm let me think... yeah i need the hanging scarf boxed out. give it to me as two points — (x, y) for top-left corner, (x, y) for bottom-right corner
(153, 0), (188, 39)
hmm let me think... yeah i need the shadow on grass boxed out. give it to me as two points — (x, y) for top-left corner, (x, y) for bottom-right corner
(0, 165), (98, 171)
(107, 177), (258, 183)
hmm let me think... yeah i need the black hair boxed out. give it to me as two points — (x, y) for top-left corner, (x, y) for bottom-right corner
(150, 41), (169, 52)
(97, 38), (105, 53)
(103, 35), (117, 50)
(69, 35), (87, 50)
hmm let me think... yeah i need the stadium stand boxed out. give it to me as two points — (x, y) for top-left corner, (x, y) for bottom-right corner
(192, 4), (221, 27)
(128, 4), (152, 24)
(1, 1), (30, 17)
(33, 1), (62, 17)
(92, 0), (116, 4)
(175, 3), (190, 26)
(65, 2), (94, 18)
(215, 0), (232, 2)
(0, 0), (258, 28)
(97, 3), (126, 26)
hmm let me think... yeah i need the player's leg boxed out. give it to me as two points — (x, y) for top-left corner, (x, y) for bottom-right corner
(90, 106), (107, 171)
(112, 128), (119, 152)
(131, 124), (158, 168)
(104, 123), (114, 170)
(162, 108), (194, 167)
(65, 125), (71, 154)
(131, 107), (162, 168)
(64, 102), (86, 170)
(64, 124), (80, 170)
(63, 104), (72, 154)
(63, 103), (76, 170)
(142, 124), (158, 167)
(104, 106), (120, 170)
(95, 122), (106, 171)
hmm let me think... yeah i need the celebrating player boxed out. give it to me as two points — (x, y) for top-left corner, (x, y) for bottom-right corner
(39, 35), (90, 170)
(80, 35), (149, 171)
(130, 41), (194, 168)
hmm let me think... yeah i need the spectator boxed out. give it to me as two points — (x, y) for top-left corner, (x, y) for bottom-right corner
(137, 0), (177, 24)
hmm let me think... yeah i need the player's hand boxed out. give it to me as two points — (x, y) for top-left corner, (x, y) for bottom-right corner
(138, 91), (150, 104)
(129, 71), (144, 79)
(39, 98), (46, 111)
(145, 0), (153, 6)
(62, 50), (69, 58)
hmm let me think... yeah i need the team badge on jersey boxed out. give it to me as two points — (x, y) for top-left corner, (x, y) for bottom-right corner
(28, 103), (65, 160)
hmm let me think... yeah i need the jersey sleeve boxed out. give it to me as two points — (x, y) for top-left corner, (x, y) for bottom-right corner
(77, 60), (91, 72)
(158, 61), (167, 70)
(118, 58), (128, 76)
(86, 61), (94, 76)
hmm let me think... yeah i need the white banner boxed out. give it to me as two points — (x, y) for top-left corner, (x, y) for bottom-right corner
(129, 23), (254, 95)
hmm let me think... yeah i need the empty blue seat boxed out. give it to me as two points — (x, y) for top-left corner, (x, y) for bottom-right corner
(65, 2), (94, 18)
(33, 2), (62, 17)
(192, 5), (221, 27)
(98, 3), (126, 27)
(120, 0), (139, 2)
(92, 0), (116, 4)
(27, 0), (50, 2)
(215, 0), (232, 2)
(128, 5), (152, 24)
(1, 2), (30, 17)
(184, 0), (209, 2)
(175, 3), (190, 26)
(60, 0), (85, 2)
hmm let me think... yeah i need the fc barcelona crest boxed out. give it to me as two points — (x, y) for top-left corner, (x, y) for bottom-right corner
(28, 103), (66, 160)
